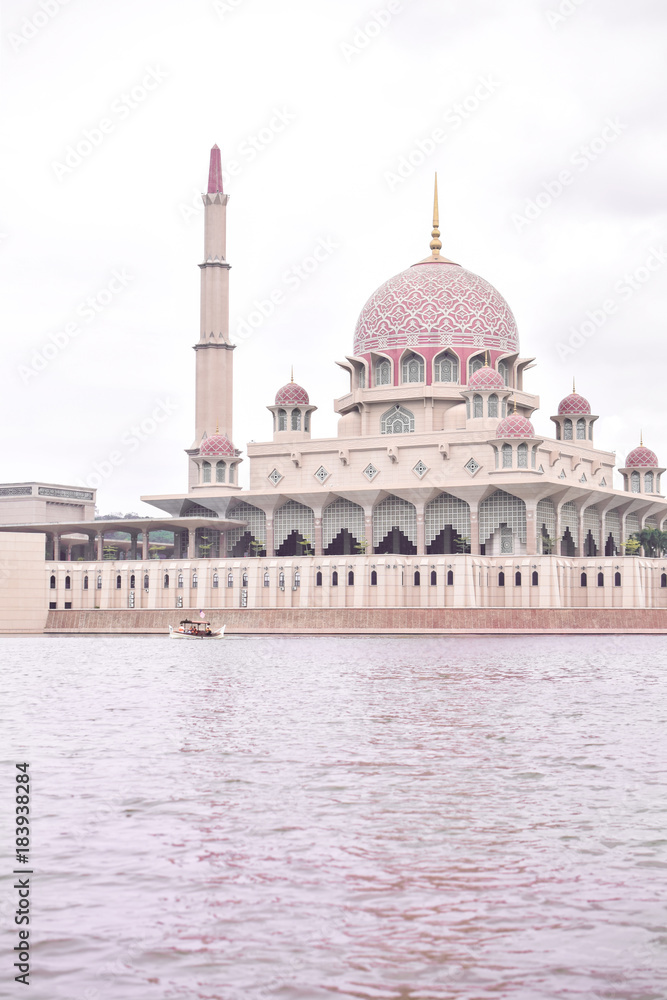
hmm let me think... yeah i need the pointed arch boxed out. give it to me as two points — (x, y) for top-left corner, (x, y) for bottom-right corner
(323, 497), (364, 555)
(373, 496), (417, 554)
(381, 405), (415, 435)
(433, 350), (459, 383)
(401, 350), (425, 384)
(274, 500), (314, 556)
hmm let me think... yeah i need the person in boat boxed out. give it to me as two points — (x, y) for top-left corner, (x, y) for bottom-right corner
(205, 625), (212, 635)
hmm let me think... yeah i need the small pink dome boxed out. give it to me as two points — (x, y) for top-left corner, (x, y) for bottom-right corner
(468, 366), (505, 391)
(275, 382), (309, 406)
(496, 414), (535, 438)
(200, 433), (235, 457)
(625, 445), (659, 468)
(558, 392), (591, 415)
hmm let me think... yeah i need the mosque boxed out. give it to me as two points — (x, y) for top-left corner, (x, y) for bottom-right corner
(2, 144), (667, 630)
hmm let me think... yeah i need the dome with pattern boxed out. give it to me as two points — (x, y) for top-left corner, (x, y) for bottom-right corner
(353, 260), (518, 357)
(558, 392), (591, 415)
(200, 433), (235, 457)
(625, 445), (659, 468)
(275, 382), (309, 406)
(468, 366), (506, 391)
(495, 413), (535, 438)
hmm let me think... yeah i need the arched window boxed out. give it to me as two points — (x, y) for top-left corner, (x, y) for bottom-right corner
(304, 412), (310, 432)
(291, 409), (301, 431)
(447, 570), (454, 586)
(294, 571), (301, 588)
(83, 575), (89, 590)
(216, 462), (225, 483)
(502, 444), (512, 468)
(563, 419), (573, 440)
(661, 573), (667, 588)
(202, 461), (211, 483)
(242, 571), (249, 587)
(228, 464), (235, 484)
(264, 571), (270, 587)
(517, 443), (528, 468)
(433, 352), (459, 383)
(358, 367), (366, 388)
(645, 472), (654, 493)
(130, 574), (136, 589)
(97, 575), (102, 589)
(580, 572), (587, 587)
(213, 572), (219, 588)
(278, 409), (287, 431)
(414, 570), (421, 586)
(589, 423), (593, 440)
(316, 571), (323, 587)
(401, 352), (424, 383)
(576, 418), (586, 440)
(115, 575), (121, 589)
(279, 571), (285, 588)
(631, 471), (640, 493)
(177, 573), (184, 588)
(375, 359), (391, 385)
(192, 572), (198, 588)
(381, 405), (415, 435)
(227, 572), (233, 588)
(430, 570), (437, 586)
(162, 574), (168, 588)
(370, 570), (377, 586)
(515, 571), (522, 586)
(615, 572), (622, 587)
(332, 571), (338, 586)
(488, 394), (498, 418)
(532, 571), (539, 586)
(143, 574), (149, 589)
(469, 356), (484, 378)
(473, 394), (483, 418)
(348, 571), (354, 586)
(50, 575), (56, 589)
(65, 575), (71, 590)
(498, 571), (505, 587)
(597, 572), (604, 587)
(498, 360), (510, 386)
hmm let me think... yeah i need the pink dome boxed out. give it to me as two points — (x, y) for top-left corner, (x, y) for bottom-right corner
(200, 433), (235, 457)
(625, 445), (659, 468)
(558, 392), (591, 415)
(496, 414), (535, 438)
(275, 382), (309, 406)
(353, 261), (518, 356)
(468, 366), (505, 391)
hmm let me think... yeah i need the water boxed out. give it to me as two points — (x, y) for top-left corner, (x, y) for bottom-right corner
(2, 634), (667, 999)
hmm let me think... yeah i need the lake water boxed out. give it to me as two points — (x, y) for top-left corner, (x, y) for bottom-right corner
(2, 634), (667, 1000)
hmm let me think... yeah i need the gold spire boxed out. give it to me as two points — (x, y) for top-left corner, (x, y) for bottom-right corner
(215, 419), (219, 434)
(640, 429), (643, 446)
(290, 366), (294, 383)
(429, 173), (442, 258)
(484, 350), (489, 367)
(573, 376), (576, 393)
(513, 398), (517, 414)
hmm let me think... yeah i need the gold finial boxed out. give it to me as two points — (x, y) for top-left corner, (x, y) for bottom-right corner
(429, 173), (442, 258)
(290, 365), (294, 383)
(513, 398), (517, 414)
(640, 429), (643, 446)
(215, 419), (219, 434)
(573, 376), (576, 393)
(484, 350), (489, 367)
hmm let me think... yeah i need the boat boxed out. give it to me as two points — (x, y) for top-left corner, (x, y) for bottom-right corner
(168, 620), (226, 639)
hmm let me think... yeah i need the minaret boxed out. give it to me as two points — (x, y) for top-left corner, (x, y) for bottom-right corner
(192, 144), (234, 448)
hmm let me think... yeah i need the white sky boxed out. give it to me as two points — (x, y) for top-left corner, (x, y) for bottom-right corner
(1, 0), (666, 513)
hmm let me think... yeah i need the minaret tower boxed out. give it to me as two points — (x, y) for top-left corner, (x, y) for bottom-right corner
(187, 145), (240, 490)
(194, 144), (234, 443)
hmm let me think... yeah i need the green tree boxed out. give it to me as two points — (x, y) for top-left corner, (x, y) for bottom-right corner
(623, 535), (641, 556)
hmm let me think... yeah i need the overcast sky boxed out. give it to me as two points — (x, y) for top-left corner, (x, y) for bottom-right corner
(2, 0), (666, 513)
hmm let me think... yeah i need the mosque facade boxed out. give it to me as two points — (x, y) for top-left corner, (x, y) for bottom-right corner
(3, 145), (667, 625)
